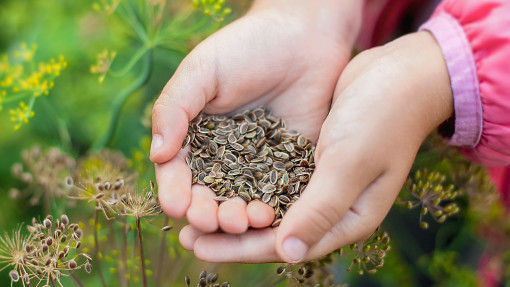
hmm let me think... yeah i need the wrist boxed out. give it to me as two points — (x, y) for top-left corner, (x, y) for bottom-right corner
(389, 32), (454, 140)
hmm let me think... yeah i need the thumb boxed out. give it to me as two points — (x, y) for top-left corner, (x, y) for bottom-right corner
(275, 147), (382, 263)
(150, 50), (217, 163)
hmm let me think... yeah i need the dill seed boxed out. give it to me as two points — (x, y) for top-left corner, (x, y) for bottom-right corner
(9, 270), (20, 282)
(161, 226), (173, 232)
(184, 107), (315, 225)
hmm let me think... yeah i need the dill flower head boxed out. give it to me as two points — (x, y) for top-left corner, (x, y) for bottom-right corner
(119, 183), (161, 219)
(342, 230), (390, 275)
(1, 43), (67, 130)
(397, 169), (460, 229)
(0, 227), (35, 286)
(11, 145), (75, 206)
(25, 215), (92, 286)
(70, 150), (137, 218)
(90, 49), (116, 83)
(0, 215), (91, 287)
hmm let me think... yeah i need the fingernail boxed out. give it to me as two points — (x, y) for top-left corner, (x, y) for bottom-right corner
(150, 134), (163, 157)
(282, 237), (307, 262)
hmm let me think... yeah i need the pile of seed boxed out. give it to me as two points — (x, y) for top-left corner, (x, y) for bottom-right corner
(182, 107), (315, 227)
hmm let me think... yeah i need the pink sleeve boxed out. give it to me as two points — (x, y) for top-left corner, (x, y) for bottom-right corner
(420, 0), (510, 167)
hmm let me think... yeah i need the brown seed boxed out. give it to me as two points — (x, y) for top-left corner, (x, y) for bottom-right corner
(271, 218), (282, 228)
(214, 196), (229, 202)
(9, 270), (20, 282)
(230, 142), (244, 151)
(283, 142), (294, 152)
(182, 134), (191, 149)
(161, 226), (173, 231)
(262, 184), (276, 194)
(297, 135), (307, 147)
(262, 193), (271, 203)
(273, 161), (285, 171)
(270, 170), (278, 184)
(239, 192), (252, 202)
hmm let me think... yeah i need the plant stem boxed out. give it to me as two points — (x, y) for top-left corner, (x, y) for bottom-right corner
(268, 275), (287, 287)
(92, 50), (153, 150)
(94, 208), (107, 287)
(136, 217), (148, 287)
(120, 217), (129, 287)
(155, 216), (169, 286)
(69, 270), (84, 287)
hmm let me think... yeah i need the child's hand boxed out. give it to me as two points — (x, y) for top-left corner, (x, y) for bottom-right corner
(151, 0), (363, 235)
(179, 31), (454, 263)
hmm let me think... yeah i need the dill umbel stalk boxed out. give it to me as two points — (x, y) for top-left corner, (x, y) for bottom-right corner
(155, 216), (169, 286)
(94, 207), (107, 287)
(120, 217), (129, 287)
(69, 269), (84, 287)
(136, 217), (148, 287)
(121, 217), (129, 287)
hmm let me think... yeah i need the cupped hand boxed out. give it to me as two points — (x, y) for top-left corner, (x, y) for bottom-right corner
(151, 0), (363, 235)
(180, 31), (455, 263)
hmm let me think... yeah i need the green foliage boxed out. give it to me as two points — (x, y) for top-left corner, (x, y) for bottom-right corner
(0, 0), (509, 286)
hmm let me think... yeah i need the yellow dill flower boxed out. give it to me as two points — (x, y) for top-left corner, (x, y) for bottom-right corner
(9, 101), (35, 131)
(1, 44), (67, 130)
(90, 49), (116, 83)
(193, 0), (231, 22)
(13, 43), (37, 62)
(93, 0), (123, 15)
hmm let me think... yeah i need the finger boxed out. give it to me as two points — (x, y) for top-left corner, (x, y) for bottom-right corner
(191, 171), (405, 263)
(156, 148), (192, 218)
(186, 185), (219, 233)
(193, 228), (279, 263)
(246, 200), (275, 228)
(150, 48), (217, 163)
(306, 168), (407, 257)
(274, 147), (383, 263)
(218, 197), (249, 234)
(179, 225), (205, 251)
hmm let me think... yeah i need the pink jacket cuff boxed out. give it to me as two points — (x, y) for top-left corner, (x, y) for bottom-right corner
(421, 0), (510, 167)
(419, 12), (483, 148)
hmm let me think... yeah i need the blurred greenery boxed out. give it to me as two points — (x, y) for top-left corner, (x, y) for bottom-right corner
(1, 0), (509, 286)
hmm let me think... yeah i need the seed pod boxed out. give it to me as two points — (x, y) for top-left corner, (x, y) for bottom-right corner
(65, 176), (74, 187)
(207, 273), (218, 283)
(276, 266), (286, 275)
(9, 270), (20, 282)
(43, 219), (52, 229)
(68, 260), (77, 269)
(85, 262), (92, 273)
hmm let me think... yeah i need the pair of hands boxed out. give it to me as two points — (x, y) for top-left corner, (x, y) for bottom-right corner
(150, 0), (453, 263)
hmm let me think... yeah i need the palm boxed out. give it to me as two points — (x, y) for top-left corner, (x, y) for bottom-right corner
(152, 7), (353, 245)
(197, 12), (350, 140)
